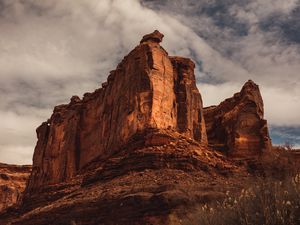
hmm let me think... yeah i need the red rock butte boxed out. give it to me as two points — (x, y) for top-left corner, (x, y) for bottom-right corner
(27, 30), (208, 191)
(26, 30), (271, 191)
(0, 30), (278, 225)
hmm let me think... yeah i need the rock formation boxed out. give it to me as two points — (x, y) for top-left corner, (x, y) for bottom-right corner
(203, 80), (272, 157)
(0, 163), (31, 212)
(0, 31), (277, 225)
(27, 30), (207, 192)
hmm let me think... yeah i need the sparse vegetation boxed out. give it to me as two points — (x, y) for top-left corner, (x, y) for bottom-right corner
(181, 145), (300, 225)
(183, 176), (300, 225)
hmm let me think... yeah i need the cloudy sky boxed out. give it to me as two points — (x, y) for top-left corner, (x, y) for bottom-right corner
(0, 0), (299, 164)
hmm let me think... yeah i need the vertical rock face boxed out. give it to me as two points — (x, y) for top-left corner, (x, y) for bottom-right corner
(27, 30), (207, 191)
(203, 80), (271, 157)
(0, 163), (31, 212)
(171, 57), (207, 142)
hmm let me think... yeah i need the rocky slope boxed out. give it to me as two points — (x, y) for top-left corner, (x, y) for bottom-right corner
(2, 129), (252, 225)
(0, 163), (31, 212)
(0, 31), (275, 224)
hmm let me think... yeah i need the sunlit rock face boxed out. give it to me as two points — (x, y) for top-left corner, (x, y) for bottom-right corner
(26, 30), (207, 191)
(204, 80), (272, 157)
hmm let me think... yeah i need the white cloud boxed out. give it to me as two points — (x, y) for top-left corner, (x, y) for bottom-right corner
(229, 0), (298, 24)
(245, 0), (298, 19)
(0, 145), (33, 165)
(200, 82), (242, 107)
(262, 86), (300, 126)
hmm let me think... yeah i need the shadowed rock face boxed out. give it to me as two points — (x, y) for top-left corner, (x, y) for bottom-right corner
(0, 163), (31, 212)
(171, 57), (207, 143)
(203, 80), (272, 157)
(27, 30), (207, 191)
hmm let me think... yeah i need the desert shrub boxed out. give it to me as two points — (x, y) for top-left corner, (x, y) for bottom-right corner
(183, 177), (300, 225)
(259, 146), (300, 179)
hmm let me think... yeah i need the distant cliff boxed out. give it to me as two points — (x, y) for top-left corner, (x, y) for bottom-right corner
(0, 163), (31, 212)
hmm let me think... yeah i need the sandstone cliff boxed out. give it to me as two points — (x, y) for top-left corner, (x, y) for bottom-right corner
(27, 30), (207, 192)
(203, 80), (272, 157)
(0, 163), (31, 212)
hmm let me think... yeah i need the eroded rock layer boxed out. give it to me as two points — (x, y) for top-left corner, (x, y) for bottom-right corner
(0, 163), (31, 212)
(27, 30), (207, 191)
(203, 80), (271, 157)
(1, 130), (250, 225)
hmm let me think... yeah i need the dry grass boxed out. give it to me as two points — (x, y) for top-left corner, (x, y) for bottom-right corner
(183, 176), (300, 225)
(183, 146), (300, 225)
